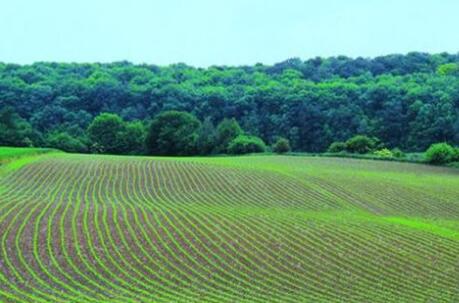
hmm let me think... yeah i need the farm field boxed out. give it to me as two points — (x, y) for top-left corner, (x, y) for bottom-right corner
(0, 151), (458, 302)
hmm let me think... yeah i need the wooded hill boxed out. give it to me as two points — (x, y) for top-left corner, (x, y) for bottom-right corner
(1, 52), (459, 153)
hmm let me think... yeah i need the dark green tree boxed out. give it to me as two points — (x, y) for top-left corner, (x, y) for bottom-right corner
(119, 121), (147, 155)
(216, 118), (243, 153)
(0, 106), (35, 147)
(196, 117), (217, 155)
(272, 137), (291, 154)
(453, 147), (459, 162)
(87, 113), (126, 154)
(1, 54), (459, 153)
(146, 111), (201, 156)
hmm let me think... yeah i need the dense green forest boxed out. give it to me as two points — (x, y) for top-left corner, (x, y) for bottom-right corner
(1, 52), (459, 155)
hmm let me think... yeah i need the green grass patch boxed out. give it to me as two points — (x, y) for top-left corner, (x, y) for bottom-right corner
(383, 217), (459, 241)
(0, 146), (58, 162)
(0, 146), (61, 174)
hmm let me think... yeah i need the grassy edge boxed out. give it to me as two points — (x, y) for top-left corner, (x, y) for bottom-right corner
(0, 148), (63, 175)
(288, 151), (425, 163)
(383, 217), (459, 241)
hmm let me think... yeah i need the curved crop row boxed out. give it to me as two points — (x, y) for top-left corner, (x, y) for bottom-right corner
(0, 154), (458, 302)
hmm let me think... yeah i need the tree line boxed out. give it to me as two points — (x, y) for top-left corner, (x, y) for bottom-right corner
(1, 52), (459, 154)
(85, 111), (273, 156)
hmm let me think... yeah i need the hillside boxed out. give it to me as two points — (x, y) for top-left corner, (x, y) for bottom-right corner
(2, 53), (459, 153)
(0, 153), (458, 302)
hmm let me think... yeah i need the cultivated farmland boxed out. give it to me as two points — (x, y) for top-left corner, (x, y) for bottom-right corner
(0, 152), (458, 302)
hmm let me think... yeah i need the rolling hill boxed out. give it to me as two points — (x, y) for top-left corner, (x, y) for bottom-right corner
(0, 151), (458, 302)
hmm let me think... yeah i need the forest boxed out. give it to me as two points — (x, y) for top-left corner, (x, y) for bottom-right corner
(1, 52), (459, 155)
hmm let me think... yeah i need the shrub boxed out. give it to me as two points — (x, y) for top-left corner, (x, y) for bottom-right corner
(216, 118), (243, 153)
(373, 148), (393, 158)
(391, 148), (405, 158)
(88, 113), (146, 155)
(227, 135), (266, 155)
(272, 137), (291, 154)
(146, 111), (201, 156)
(327, 141), (347, 153)
(405, 153), (425, 162)
(46, 132), (87, 153)
(453, 147), (459, 162)
(0, 106), (36, 147)
(425, 143), (456, 164)
(345, 135), (376, 154)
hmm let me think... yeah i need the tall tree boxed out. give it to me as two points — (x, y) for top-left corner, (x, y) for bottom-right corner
(146, 111), (201, 156)
(196, 117), (217, 155)
(216, 118), (243, 153)
(0, 106), (35, 147)
(87, 113), (126, 154)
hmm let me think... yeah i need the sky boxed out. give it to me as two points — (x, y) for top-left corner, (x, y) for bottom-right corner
(1, 0), (458, 67)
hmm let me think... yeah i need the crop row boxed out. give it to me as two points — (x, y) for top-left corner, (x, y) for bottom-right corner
(0, 155), (458, 302)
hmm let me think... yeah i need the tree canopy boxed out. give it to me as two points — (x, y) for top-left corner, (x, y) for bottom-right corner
(1, 52), (459, 153)
(87, 113), (145, 154)
(146, 111), (201, 156)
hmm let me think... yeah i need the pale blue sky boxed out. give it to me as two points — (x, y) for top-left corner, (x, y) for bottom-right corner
(1, 0), (458, 66)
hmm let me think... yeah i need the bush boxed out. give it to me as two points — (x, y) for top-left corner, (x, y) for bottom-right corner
(373, 148), (393, 158)
(272, 137), (290, 154)
(146, 111), (201, 156)
(425, 143), (456, 164)
(227, 135), (266, 155)
(0, 106), (36, 147)
(391, 148), (405, 158)
(46, 132), (87, 153)
(87, 113), (146, 155)
(216, 118), (243, 153)
(345, 135), (376, 154)
(452, 147), (459, 162)
(327, 141), (346, 153)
